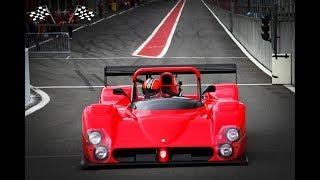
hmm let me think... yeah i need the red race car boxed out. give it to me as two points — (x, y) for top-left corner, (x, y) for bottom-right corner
(81, 64), (248, 168)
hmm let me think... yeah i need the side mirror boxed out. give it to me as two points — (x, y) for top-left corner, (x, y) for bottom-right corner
(113, 88), (131, 101)
(201, 85), (216, 96)
(113, 88), (136, 108)
(113, 88), (126, 95)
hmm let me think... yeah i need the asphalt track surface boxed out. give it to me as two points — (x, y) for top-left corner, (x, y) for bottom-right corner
(25, 0), (295, 179)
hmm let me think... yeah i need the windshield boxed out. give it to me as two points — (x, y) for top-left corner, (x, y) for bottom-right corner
(130, 97), (204, 110)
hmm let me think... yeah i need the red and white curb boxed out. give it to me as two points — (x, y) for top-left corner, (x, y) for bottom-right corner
(132, 0), (186, 58)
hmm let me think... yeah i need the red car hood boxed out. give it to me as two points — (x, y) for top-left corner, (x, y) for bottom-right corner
(112, 108), (214, 148)
(136, 109), (202, 143)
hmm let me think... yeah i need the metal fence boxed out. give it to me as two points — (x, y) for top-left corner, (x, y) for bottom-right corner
(204, 0), (295, 85)
(25, 32), (70, 53)
(207, 0), (295, 21)
(234, 0), (273, 18)
(275, 0), (295, 22)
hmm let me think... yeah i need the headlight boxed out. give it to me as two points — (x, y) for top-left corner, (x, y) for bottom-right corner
(88, 131), (102, 145)
(226, 128), (240, 142)
(94, 146), (108, 160)
(219, 144), (233, 157)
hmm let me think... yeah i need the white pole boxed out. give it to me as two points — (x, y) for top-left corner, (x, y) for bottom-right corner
(25, 48), (30, 104)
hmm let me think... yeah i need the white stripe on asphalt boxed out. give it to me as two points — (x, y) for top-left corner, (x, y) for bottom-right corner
(73, 25), (85, 32)
(202, 0), (272, 77)
(75, 12), (119, 30)
(163, 56), (248, 59)
(202, 0), (295, 93)
(30, 56), (248, 60)
(284, 85), (295, 93)
(25, 86), (50, 116)
(34, 84), (273, 89)
(106, 14), (116, 19)
(90, 4), (140, 25)
(158, 0), (186, 58)
(90, 18), (104, 25)
(28, 36), (55, 49)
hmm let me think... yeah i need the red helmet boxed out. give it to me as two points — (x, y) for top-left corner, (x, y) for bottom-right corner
(142, 78), (161, 97)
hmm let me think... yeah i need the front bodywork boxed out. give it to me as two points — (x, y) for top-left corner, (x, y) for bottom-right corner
(81, 82), (247, 168)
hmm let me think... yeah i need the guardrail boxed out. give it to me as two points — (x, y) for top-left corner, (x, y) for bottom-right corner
(25, 32), (70, 53)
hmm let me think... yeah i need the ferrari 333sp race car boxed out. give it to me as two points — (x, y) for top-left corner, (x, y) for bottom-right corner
(81, 64), (248, 168)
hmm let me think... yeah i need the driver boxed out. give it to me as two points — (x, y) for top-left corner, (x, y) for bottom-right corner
(142, 78), (161, 99)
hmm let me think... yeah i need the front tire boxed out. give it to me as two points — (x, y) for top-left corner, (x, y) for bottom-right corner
(80, 153), (90, 170)
(239, 152), (248, 165)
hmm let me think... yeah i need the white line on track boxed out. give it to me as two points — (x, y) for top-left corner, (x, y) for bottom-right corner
(73, 25), (85, 32)
(202, 0), (272, 77)
(28, 36), (55, 49)
(74, 12), (119, 31)
(164, 56), (248, 59)
(284, 85), (295, 93)
(201, 0), (295, 93)
(106, 14), (116, 19)
(25, 86), (50, 116)
(90, 18), (104, 25)
(158, 0), (186, 58)
(35, 84), (273, 89)
(30, 56), (248, 60)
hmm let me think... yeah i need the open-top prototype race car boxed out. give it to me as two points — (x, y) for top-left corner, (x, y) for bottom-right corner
(81, 64), (248, 168)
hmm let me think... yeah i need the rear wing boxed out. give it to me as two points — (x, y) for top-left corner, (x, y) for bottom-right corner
(104, 63), (237, 86)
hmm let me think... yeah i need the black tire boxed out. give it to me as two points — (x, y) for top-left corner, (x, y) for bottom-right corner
(80, 153), (90, 170)
(239, 152), (249, 165)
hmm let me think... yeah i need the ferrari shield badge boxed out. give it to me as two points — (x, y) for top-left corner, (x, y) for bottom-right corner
(160, 150), (167, 158)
